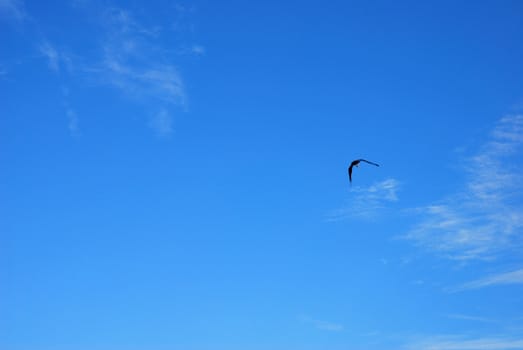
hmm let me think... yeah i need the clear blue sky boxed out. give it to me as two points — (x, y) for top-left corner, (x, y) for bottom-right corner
(2, 1), (523, 349)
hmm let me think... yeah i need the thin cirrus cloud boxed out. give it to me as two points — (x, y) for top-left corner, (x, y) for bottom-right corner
(34, 38), (79, 135)
(148, 109), (173, 137)
(93, 7), (188, 136)
(404, 335), (523, 350)
(39, 41), (59, 71)
(38, 40), (79, 135)
(178, 44), (206, 56)
(446, 268), (523, 293)
(100, 57), (186, 106)
(66, 108), (80, 135)
(38, 41), (74, 73)
(327, 178), (400, 221)
(404, 115), (523, 261)
(298, 315), (344, 332)
(0, 0), (26, 21)
(62, 87), (80, 136)
(22, 3), (201, 137)
(445, 313), (496, 323)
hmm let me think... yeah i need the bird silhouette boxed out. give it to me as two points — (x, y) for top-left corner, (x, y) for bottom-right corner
(348, 159), (379, 183)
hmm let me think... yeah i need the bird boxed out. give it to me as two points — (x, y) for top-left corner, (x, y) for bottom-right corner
(348, 159), (379, 183)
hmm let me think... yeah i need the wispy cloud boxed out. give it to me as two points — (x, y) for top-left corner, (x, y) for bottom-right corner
(66, 107), (79, 135)
(100, 58), (185, 105)
(38, 41), (80, 134)
(404, 115), (523, 260)
(14, 2), (198, 137)
(447, 268), (523, 293)
(39, 41), (60, 71)
(404, 335), (523, 350)
(90, 6), (186, 136)
(189, 44), (205, 55)
(0, 0), (26, 21)
(179, 44), (206, 56)
(39, 41), (73, 73)
(103, 7), (161, 37)
(445, 313), (496, 323)
(61, 87), (80, 136)
(299, 315), (344, 332)
(327, 178), (400, 220)
(98, 7), (185, 102)
(148, 109), (173, 137)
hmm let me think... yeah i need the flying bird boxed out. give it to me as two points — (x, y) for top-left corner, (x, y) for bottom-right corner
(348, 159), (379, 183)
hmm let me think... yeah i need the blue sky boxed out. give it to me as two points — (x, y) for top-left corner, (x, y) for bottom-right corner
(1, 1), (523, 349)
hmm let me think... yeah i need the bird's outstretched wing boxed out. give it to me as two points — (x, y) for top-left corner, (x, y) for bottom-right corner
(359, 159), (379, 167)
(348, 164), (354, 182)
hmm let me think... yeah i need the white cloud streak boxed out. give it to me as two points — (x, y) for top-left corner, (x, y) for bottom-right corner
(62, 87), (80, 136)
(39, 41), (74, 73)
(447, 268), (523, 293)
(91, 7), (186, 136)
(299, 315), (344, 332)
(179, 44), (206, 56)
(0, 0), (26, 21)
(404, 115), (523, 260)
(148, 109), (173, 137)
(327, 178), (400, 220)
(67, 108), (79, 134)
(18, 3), (196, 137)
(405, 335), (523, 350)
(446, 313), (496, 323)
(101, 58), (185, 105)
(190, 44), (205, 55)
(38, 41), (80, 134)
(39, 41), (60, 71)
(99, 7), (185, 104)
